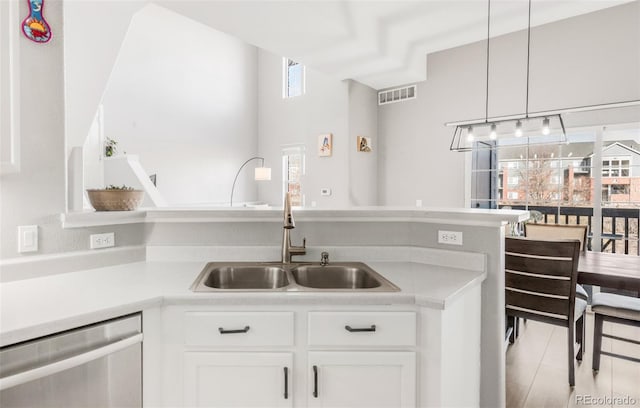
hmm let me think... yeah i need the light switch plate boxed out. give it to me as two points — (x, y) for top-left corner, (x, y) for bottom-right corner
(320, 188), (331, 196)
(18, 225), (38, 253)
(90, 232), (115, 249)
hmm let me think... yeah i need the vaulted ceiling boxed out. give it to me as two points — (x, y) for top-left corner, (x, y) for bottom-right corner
(158, 1), (633, 90)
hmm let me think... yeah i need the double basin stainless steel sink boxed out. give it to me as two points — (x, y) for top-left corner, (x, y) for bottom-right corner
(190, 262), (399, 292)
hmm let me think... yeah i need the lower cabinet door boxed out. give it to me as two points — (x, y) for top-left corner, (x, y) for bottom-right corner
(184, 352), (293, 407)
(307, 351), (416, 408)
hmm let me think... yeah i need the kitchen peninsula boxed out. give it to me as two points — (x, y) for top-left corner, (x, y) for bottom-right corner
(1, 208), (527, 407)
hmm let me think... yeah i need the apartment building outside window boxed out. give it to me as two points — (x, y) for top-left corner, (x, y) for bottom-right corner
(602, 157), (630, 177)
(470, 124), (640, 255)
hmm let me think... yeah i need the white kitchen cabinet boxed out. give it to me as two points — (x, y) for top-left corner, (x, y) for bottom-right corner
(155, 289), (481, 408)
(307, 351), (416, 408)
(184, 311), (294, 347)
(307, 311), (416, 346)
(183, 352), (293, 407)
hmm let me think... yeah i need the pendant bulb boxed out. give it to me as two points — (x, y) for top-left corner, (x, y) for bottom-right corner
(542, 117), (550, 135)
(467, 126), (474, 142)
(515, 120), (523, 137)
(489, 123), (497, 140)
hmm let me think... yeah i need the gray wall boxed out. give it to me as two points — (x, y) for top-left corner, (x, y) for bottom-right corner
(378, 1), (640, 207)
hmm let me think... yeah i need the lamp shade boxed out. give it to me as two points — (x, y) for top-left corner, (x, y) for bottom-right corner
(254, 167), (272, 181)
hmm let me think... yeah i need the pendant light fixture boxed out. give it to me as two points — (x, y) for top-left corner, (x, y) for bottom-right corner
(449, 0), (567, 151)
(515, 120), (523, 137)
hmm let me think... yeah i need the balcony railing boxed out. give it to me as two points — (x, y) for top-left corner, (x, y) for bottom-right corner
(502, 205), (640, 256)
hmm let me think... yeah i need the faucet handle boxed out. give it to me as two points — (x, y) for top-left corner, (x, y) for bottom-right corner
(320, 251), (329, 266)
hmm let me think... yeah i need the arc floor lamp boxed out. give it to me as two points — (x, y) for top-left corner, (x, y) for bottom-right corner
(230, 157), (271, 207)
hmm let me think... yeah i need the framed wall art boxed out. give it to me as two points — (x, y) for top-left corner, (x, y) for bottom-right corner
(357, 136), (372, 152)
(318, 133), (332, 157)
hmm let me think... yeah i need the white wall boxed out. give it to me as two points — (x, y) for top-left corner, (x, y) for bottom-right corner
(0, 0), (145, 259)
(257, 50), (350, 208)
(378, 1), (640, 207)
(348, 80), (378, 206)
(100, 4), (259, 206)
(0, 0), (65, 257)
(83, 107), (104, 196)
(64, 0), (145, 159)
(3, 1), (638, 259)
(257, 51), (378, 208)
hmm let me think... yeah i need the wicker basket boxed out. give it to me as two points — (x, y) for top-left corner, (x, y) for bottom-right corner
(87, 189), (145, 211)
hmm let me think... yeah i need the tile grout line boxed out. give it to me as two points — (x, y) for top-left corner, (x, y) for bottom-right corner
(521, 324), (556, 408)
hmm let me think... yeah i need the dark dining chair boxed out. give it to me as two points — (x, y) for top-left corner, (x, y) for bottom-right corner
(522, 223), (589, 352)
(591, 292), (640, 371)
(524, 223), (589, 302)
(505, 237), (586, 386)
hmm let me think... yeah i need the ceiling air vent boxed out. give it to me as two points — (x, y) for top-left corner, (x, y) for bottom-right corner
(378, 85), (417, 106)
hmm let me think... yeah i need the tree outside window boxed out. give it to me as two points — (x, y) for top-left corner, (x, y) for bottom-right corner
(282, 146), (305, 206)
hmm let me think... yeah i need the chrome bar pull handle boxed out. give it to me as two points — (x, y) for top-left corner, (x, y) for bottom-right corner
(345, 324), (376, 332)
(0, 333), (143, 391)
(313, 365), (318, 398)
(283, 367), (289, 399)
(218, 326), (250, 334)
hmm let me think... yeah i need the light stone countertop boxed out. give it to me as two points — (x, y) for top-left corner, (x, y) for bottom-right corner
(62, 206), (529, 228)
(0, 260), (486, 347)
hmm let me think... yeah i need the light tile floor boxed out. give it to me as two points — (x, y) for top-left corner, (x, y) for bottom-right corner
(506, 313), (640, 408)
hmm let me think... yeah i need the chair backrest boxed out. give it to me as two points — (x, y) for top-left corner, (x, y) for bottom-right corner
(524, 223), (588, 252)
(505, 237), (581, 327)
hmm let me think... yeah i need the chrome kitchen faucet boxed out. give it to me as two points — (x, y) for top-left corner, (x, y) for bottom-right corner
(281, 193), (306, 263)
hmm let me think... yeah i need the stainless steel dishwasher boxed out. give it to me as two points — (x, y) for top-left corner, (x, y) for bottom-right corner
(0, 313), (142, 408)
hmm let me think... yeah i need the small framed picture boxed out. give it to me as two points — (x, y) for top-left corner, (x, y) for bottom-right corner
(357, 136), (372, 152)
(319, 133), (332, 157)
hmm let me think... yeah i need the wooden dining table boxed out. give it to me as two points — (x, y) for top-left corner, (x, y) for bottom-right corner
(578, 251), (640, 292)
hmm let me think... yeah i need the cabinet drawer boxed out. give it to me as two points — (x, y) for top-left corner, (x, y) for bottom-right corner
(184, 312), (294, 346)
(308, 312), (416, 346)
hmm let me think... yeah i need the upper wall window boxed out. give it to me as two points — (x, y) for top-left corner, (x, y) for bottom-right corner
(283, 58), (305, 98)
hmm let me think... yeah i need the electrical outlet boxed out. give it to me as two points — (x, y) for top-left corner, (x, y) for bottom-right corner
(18, 225), (38, 253)
(438, 230), (463, 246)
(90, 232), (115, 249)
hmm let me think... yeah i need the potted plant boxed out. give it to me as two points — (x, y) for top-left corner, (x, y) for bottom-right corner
(105, 137), (117, 157)
(86, 185), (144, 211)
